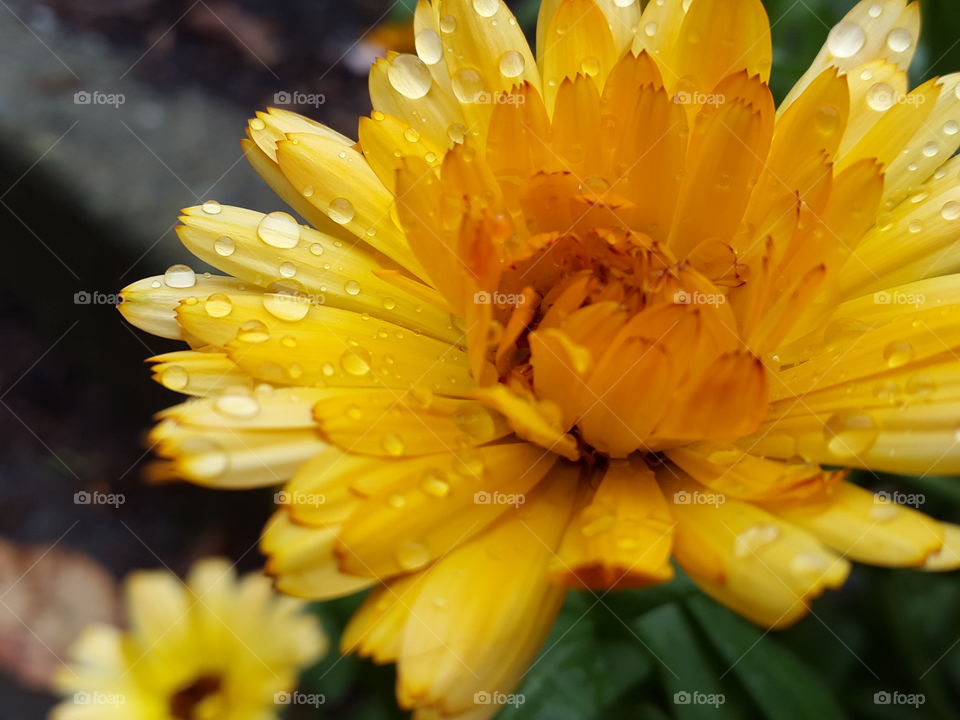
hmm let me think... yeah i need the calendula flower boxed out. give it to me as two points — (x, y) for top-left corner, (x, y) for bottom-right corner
(50, 559), (325, 719)
(120, 0), (960, 717)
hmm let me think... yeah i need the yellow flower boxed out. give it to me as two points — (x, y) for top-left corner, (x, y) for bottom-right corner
(50, 559), (325, 720)
(120, 0), (960, 717)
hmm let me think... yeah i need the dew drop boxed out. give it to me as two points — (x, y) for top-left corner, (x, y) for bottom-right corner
(263, 292), (311, 322)
(381, 432), (405, 456)
(201, 199), (222, 215)
(328, 197), (356, 225)
(869, 503), (899, 522)
(382, 297), (397, 310)
(279, 261), (297, 278)
(250, 117), (266, 131)
(215, 387), (260, 418)
(452, 68), (485, 103)
(204, 293), (232, 318)
(922, 141), (939, 158)
(580, 56), (601, 77)
(941, 201), (960, 221)
(213, 235), (235, 257)
(415, 29), (443, 65)
(644, 21), (658, 37)
(439, 14), (457, 32)
(181, 438), (228, 479)
(340, 347), (372, 376)
(908, 220), (923, 234)
(734, 524), (779, 558)
(473, 0), (499, 16)
(866, 83), (895, 112)
(868, 3), (883, 18)
(790, 552), (829, 579)
(944, 120), (959, 136)
(344, 280), (361, 296)
(421, 470), (450, 497)
(309, 243), (324, 256)
(827, 22), (866, 58)
(164, 264), (196, 289)
(886, 27), (913, 53)
(403, 127), (421, 143)
(815, 105), (840, 136)
(453, 402), (497, 441)
(905, 374), (937, 398)
(396, 540), (430, 570)
(448, 123), (468, 144)
(257, 211), (300, 249)
(498, 50), (525, 79)
(388, 54), (432, 100)
(823, 411), (879, 458)
(883, 341), (914, 368)
(236, 319), (270, 343)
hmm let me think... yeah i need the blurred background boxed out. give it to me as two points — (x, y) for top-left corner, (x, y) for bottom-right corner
(1, 0), (959, 717)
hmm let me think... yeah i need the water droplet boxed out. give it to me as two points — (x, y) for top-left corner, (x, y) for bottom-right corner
(396, 540), (430, 570)
(257, 211), (300, 249)
(868, 3), (883, 18)
(883, 341), (914, 368)
(215, 387), (260, 418)
(382, 297), (397, 310)
(944, 120), (959, 136)
(644, 21), (658, 37)
(473, 0), (499, 16)
(388, 54), (432, 99)
(421, 470), (450, 497)
(922, 141), (939, 158)
(387, 493), (407, 509)
(403, 127), (421, 143)
(279, 261), (297, 278)
(941, 201), (960, 221)
(447, 123), (468, 145)
(826, 22), (866, 58)
(344, 280), (361, 296)
(452, 67), (485, 103)
(498, 50), (525, 78)
(201, 200), (222, 215)
(164, 264), (196, 288)
(181, 438), (228, 479)
(866, 83), (895, 112)
(734, 524), (779, 558)
(309, 243), (324, 256)
(453, 403), (497, 441)
(905, 374), (937, 398)
(328, 197), (356, 225)
(452, 448), (485, 478)
(823, 411), (879, 458)
(340, 347), (372, 376)
(580, 56), (601, 76)
(263, 292), (311, 322)
(815, 105), (840, 135)
(250, 117), (266, 131)
(908, 220), (923, 234)
(439, 14), (457, 33)
(886, 27), (913, 53)
(160, 365), (189, 391)
(204, 293), (232, 318)
(614, 0), (637, 6)
(236, 320), (270, 343)
(213, 235), (235, 257)
(790, 552), (829, 579)
(869, 503), (899, 522)
(381, 432), (405, 456)
(415, 29), (443, 65)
